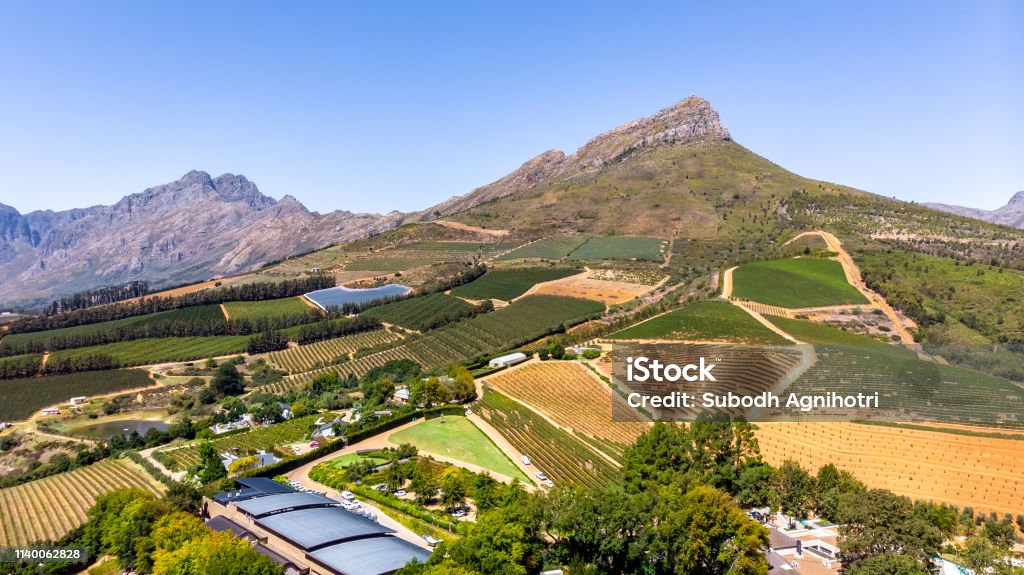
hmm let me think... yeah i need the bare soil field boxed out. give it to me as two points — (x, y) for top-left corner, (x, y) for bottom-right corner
(531, 273), (656, 305)
(755, 422), (1024, 518)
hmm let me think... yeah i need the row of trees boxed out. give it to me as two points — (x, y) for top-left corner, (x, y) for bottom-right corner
(294, 315), (382, 345)
(8, 273), (335, 334)
(44, 281), (150, 315)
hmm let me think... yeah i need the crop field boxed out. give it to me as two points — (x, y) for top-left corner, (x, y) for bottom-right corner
(222, 297), (313, 321)
(46, 336), (250, 367)
(484, 362), (649, 446)
(786, 344), (1024, 423)
(265, 295), (603, 393)
(0, 305), (226, 351)
(767, 316), (881, 345)
(361, 293), (476, 330)
(731, 258), (869, 308)
(497, 236), (589, 260)
(0, 458), (164, 546)
(264, 329), (403, 373)
(0, 353), (43, 378)
(388, 416), (529, 482)
(755, 422), (1024, 519)
(567, 236), (666, 261)
(532, 274), (654, 305)
(0, 369), (153, 421)
(588, 269), (665, 286)
(451, 268), (580, 301)
(154, 414), (322, 471)
(478, 389), (619, 489)
(611, 301), (789, 344)
(345, 241), (514, 271)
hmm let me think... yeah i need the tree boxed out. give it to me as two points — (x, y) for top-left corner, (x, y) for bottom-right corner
(198, 442), (227, 483)
(442, 508), (542, 575)
(385, 462), (407, 492)
(439, 468), (467, 511)
(361, 377), (396, 407)
(210, 363), (245, 397)
(410, 463), (439, 504)
(152, 531), (283, 575)
(836, 490), (941, 573)
(776, 460), (815, 518)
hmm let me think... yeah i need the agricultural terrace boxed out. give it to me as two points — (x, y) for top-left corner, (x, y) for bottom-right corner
(786, 344), (1024, 422)
(532, 273), (655, 305)
(451, 268), (580, 301)
(345, 241), (514, 272)
(268, 295), (603, 393)
(46, 336), (250, 367)
(567, 236), (666, 261)
(0, 369), (154, 421)
(153, 414), (322, 471)
(478, 389), (620, 489)
(497, 236), (589, 260)
(731, 258), (869, 308)
(0, 458), (164, 546)
(0, 304), (225, 351)
(767, 316), (882, 345)
(611, 301), (789, 344)
(388, 416), (529, 482)
(484, 362), (648, 447)
(756, 422), (1024, 519)
(264, 329), (403, 374)
(361, 293), (478, 331)
(221, 297), (314, 321)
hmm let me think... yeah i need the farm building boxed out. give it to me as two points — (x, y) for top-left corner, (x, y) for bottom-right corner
(207, 478), (430, 575)
(41, 408), (60, 415)
(489, 352), (528, 368)
(69, 396), (87, 405)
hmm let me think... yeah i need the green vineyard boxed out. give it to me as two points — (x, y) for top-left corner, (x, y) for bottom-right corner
(0, 369), (153, 421)
(46, 336), (250, 367)
(153, 414), (322, 471)
(360, 293), (477, 330)
(0, 458), (164, 546)
(264, 329), (404, 373)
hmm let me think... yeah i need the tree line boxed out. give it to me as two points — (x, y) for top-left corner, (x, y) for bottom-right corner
(7, 274), (335, 334)
(44, 281), (150, 315)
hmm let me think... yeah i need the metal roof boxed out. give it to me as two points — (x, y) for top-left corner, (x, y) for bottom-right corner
(308, 537), (431, 575)
(256, 507), (395, 550)
(234, 492), (338, 517)
(206, 515), (264, 542)
(237, 477), (296, 494)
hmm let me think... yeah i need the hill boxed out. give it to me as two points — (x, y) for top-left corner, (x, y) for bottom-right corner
(926, 191), (1024, 229)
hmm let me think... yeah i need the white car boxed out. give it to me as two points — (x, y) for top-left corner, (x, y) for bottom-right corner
(521, 455), (531, 465)
(340, 491), (355, 501)
(341, 500), (359, 510)
(535, 471), (547, 481)
(544, 479), (554, 488)
(423, 535), (440, 547)
(394, 489), (407, 497)
(451, 509), (466, 518)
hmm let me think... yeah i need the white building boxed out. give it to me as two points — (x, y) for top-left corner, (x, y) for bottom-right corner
(42, 408), (61, 415)
(489, 352), (528, 368)
(69, 396), (87, 405)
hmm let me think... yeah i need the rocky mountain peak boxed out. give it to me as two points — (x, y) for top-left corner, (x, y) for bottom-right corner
(1007, 191), (1024, 205)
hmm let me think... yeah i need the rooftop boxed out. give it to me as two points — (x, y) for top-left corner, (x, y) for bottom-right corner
(256, 507), (395, 550)
(308, 536), (431, 575)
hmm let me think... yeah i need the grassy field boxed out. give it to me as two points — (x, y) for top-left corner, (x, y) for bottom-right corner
(388, 416), (529, 482)
(611, 301), (789, 344)
(0, 369), (153, 421)
(497, 236), (589, 260)
(329, 452), (387, 468)
(767, 316), (881, 345)
(361, 293), (477, 330)
(0, 305), (226, 352)
(567, 236), (666, 261)
(0, 458), (164, 546)
(47, 336), (250, 367)
(451, 268), (580, 301)
(222, 297), (313, 320)
(731, 258), (868, 308)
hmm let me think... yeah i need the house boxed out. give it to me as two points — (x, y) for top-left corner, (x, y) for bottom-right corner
(222, 450), (280, 472)
(392, 388), (411, 403)
(313, 417), (344, 438)
(277, 402), (294, 420)
(69, 396), (87, 405)
(489, 352), (528, 368)
(211, 418), (250, 435)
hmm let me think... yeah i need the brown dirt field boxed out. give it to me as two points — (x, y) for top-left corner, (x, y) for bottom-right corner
(532, 275), (654, 305)
(483, 361), (649, 445)
(434, 220), (510, 237)
(756, 422), (1024, 517)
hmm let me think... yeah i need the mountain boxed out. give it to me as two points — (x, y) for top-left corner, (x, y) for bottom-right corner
(925, 192), (1024, 229)
(0, 171), (397, 308)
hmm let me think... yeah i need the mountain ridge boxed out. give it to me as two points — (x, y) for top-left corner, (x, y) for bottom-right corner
(925, 192), (1024, 229)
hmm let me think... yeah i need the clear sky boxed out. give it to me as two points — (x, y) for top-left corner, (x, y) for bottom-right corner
(1, 1), (1021, 215)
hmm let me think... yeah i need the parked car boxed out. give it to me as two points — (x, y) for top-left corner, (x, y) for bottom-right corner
(521, 455), (531, 465)
(341, 491), (355, 501)
(309, 441), (319, 448)
(423, 535), (440, 546)
(341, 500), (359, 510)
(394, 489), (407, 497)
(451, 509), (467, 518)
(544, 479), (554, 488)
(374, 484), (389, 492)
(535, 471), (547, 480)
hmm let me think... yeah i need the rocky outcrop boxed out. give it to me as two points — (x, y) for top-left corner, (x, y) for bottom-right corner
(0, 172), (394, 308)
(926, 191), (1024, 229)
(410, 96), (730, 221)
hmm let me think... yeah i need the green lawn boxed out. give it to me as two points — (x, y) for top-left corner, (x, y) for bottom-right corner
(611, 301), (789, 344)
(732, 258), (869, 308)
(222, 297), (314, 321)
(388, 416), (529, 482)
(767, 316), (881, 345)
(567, 236), (666, 261)
(451, 268), (579, 301)
(329, 452), (387, 468)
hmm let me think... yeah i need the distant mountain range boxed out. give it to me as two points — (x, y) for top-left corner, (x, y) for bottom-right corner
(925, 192), (1024, 229)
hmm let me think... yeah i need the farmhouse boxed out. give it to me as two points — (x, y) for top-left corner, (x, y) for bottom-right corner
(69, 396), (87, 405)
(489, 352), (528, 368)
(207, 478), (430, 575)
(41, 408), (60, 415)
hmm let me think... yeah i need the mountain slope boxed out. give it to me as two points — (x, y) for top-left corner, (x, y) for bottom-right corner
(925, 192), (1024, 229)
(0, 171), (395, 308)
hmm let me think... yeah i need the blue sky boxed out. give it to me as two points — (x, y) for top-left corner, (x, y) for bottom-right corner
(1, 1), (1021, 215)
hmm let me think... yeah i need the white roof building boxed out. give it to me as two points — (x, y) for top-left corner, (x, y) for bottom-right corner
(489, 352), (528, 368)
